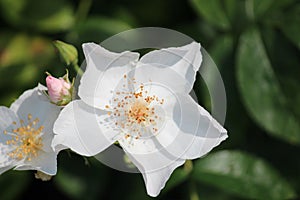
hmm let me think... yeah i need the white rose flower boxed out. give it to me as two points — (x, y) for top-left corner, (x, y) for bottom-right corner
(52, 42), (228, 196)
(0, 85), (60, 176)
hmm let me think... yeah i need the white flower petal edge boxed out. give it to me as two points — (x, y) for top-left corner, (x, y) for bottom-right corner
(126, 150), (186, 197)
(52, 100), (119, 156)
(118, 134), (186, 196)
(79, 43), (140, 109)
(0, 85), (60, 175)
(13, 151), (57, 175)
(141, 160), (185, 197)
(10, 83), (48, 114)
(138, 41), (202, 93)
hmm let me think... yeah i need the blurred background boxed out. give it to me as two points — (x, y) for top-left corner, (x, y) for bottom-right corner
(0, 0), (300, 199)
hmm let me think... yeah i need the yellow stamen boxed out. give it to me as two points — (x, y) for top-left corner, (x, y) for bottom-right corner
(3, 114), (44, 161)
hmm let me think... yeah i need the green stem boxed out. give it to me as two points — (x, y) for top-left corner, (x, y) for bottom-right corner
(83, 156), (90, 166)
(74, 63), (84, 76)
(190, 189), (199, 200)
(184, 160), (193, 173)
(76, 0), (92, 23)
(190, 181), (200, 200)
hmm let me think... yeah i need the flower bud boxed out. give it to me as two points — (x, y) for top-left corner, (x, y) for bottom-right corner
(53, 40), (78, 66)
(46, 72), (73, 106)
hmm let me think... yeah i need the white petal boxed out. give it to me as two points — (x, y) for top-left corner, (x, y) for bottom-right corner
(141, 159), (185, 197)
(129, 64), (190, 94)
(0, 142), (16, 169)
(10, 85), (60, 128)
(0, 144), (16, 172)
(14, 151), (57, 175)
(41, 132), (56, 153)
(40, 106), (61, 153)
(52, 100), (118, 156)
(156, 93), (227, 160)
(0, 107), (20, 170)
(138, 42), (202, 93)
(79, 43), (140, 109)
(0, 106), (19, 129)
(120, 138), (185, 197)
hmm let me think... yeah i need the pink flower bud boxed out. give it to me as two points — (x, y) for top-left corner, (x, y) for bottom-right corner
(46, 75), (71, 103)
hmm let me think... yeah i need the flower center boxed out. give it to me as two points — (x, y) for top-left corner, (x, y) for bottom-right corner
(106, 75), (165, 140)
(128, 100), (149, 123)
(3, 114), (44, 161)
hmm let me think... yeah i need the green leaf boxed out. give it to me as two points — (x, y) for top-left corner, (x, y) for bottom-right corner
(193, 150), (296, 200)
(209, 35), (233, 66)
(245, 0), (273, 20)
(208, 35), (249, 146)
(236, 28), (300, 144)
(0, 34), (32, 68)
(223, 0), (238, 22)
(190, 0), (230, 30)
(261, 27), (300, 120)
(66, 16), (132, 46)
(279, 5), (300, 49)
(0, 34), (55, 68)
(245, 0), (296, 22)
(223, 0), (249, 33)
(0, 34), (56, 104)
(0, 0), (75, 33)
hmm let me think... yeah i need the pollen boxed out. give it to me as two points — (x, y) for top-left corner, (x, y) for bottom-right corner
(3, 114), (44, 161)
(107, 74), (165, 140)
